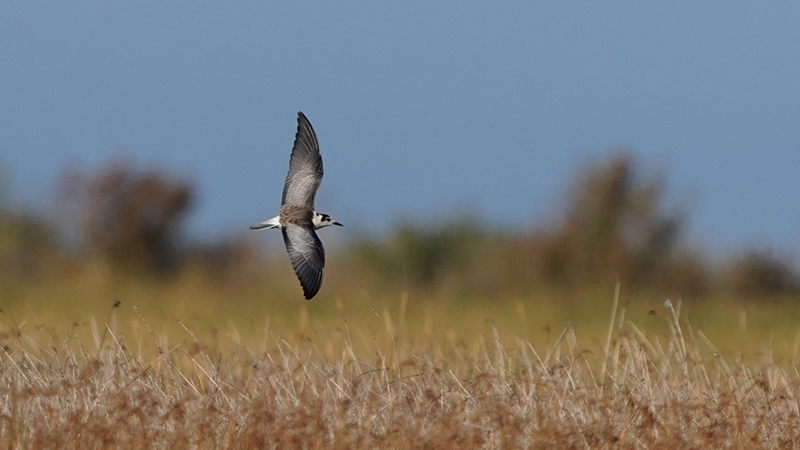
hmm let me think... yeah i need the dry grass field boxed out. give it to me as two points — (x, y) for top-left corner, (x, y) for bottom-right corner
(4, 155), (800, 448)
(2, 292), (800, 449)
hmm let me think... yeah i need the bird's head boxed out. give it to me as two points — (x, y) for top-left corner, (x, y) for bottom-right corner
(313, 212), (343, 229)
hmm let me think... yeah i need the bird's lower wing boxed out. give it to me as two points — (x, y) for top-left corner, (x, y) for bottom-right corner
(282, 225), (326, 300)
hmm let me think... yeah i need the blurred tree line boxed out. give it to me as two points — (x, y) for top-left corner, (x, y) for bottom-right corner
(351, 152), (799, 299)
(1, 153), (798, 299)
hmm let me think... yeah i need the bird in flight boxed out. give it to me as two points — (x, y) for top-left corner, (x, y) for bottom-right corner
(250, 112), (342, 299)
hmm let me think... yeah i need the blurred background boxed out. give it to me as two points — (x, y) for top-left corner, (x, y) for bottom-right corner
(2, 2), (800, 358)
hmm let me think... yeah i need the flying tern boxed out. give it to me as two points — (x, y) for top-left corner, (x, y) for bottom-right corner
(250, 112), (342, 299)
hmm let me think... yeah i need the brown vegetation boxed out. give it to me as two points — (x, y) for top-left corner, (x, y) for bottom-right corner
(0, 302), (799, 449)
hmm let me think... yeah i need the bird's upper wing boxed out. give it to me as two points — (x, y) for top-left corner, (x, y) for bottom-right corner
(282, 224), (326, 300)
(282, 112), (323, 208)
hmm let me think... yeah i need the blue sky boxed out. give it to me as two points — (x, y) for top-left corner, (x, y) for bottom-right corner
(1, 2), (799, 254)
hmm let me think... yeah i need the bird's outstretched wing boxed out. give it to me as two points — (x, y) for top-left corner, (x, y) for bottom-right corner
(282, 112), (323, 208)
(282, 224), (326, 300)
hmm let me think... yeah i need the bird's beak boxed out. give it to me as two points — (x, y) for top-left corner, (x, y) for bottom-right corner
(334, 221), (343, 227)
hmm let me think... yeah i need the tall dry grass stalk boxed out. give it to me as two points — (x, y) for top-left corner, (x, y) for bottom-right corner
(0, 300), (798, 449)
